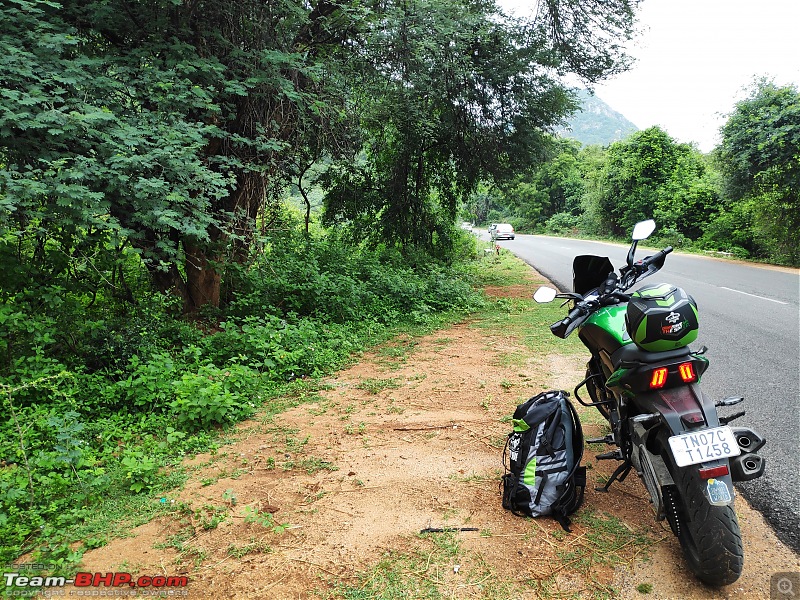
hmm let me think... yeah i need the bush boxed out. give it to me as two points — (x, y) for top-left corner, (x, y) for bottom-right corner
(545, 212), (581, 235)
(170, 364), (262, 431)
(649, 226), (689, 249)
(0, 225), (489, 563)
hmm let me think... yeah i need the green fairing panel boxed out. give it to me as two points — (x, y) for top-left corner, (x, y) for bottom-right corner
(606, 367), (628, 389)
(581, 305), (632, 354)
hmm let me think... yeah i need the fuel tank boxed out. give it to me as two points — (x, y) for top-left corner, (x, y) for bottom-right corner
(578, 304), (632, 364)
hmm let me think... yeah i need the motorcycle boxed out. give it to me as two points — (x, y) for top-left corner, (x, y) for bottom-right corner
(533, 220), (766, 586)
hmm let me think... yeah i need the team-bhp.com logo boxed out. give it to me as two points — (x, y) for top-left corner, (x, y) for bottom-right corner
(4, 571), (189, 594)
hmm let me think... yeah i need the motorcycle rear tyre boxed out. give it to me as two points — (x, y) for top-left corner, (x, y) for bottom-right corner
(665, 454), (743, 586)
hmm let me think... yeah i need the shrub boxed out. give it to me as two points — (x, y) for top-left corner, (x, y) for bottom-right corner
(0, 224), (488, 563)
(170, 364), (262, 431)
(649, 226), (689, 249)
(545, 212), (581, 234)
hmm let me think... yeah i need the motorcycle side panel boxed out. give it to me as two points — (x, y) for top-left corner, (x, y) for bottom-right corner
(580, 305), (632, 358)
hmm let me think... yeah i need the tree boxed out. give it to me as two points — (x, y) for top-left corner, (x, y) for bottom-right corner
(1, 0), (642, 312)
(1, 0), (358, 311)
(654, 149), (719, 240)
(322, 0), (639, 253)
(718, 80), (800, 265)
(588, 127), (719, 238)
(493, 137), (584, 230)
(0, 0), (226, 306)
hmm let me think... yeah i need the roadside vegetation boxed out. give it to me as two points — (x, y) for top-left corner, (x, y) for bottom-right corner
(1, 0), (637, 568)
(328, 509), (653, 600)
(471, 80), (800, 266)
(0, 223), (490, 566)
(1, 0), (797, 580)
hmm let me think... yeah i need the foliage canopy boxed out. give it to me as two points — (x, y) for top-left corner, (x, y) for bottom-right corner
(718, 80), (800, 264)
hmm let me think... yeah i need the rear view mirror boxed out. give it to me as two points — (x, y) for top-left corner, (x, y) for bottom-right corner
(533, 287), (557, 303)
(632, 220), (656, 241)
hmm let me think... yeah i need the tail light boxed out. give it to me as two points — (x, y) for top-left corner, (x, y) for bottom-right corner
(649, 368), (668, 389)
(678, 362), (697, 383)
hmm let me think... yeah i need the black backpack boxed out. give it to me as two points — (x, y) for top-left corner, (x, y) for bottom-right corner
(501, 390), (586, 531)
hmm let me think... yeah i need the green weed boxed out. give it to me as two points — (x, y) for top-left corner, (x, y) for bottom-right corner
(242, 506), (289, 533)
(297, 457), (339, 475)
(226, 539), (271, 558)
(0, 227), (590, 575)
(355, 377), (402, 394)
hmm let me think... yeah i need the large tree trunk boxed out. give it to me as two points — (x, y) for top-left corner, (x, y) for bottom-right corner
(179, 170), (267, 312)
(149, 262), (188, 304)
(183, 243), (221, 312)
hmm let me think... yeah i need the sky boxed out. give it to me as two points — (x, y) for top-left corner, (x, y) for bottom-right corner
(501, 0), (800, 152)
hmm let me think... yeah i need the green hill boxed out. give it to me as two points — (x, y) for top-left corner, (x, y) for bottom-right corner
(558, 89), (639, 146)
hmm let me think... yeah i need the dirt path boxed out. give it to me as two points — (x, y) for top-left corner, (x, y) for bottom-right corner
(75, 285), (798, 599)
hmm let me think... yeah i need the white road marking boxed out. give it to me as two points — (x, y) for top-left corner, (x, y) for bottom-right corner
(718, 286), (788, 305)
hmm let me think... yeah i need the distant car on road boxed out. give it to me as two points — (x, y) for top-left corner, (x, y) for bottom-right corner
(491, 223), (515, 240)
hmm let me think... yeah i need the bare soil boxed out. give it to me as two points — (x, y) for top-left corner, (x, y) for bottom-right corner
(73, 281), (798, 599)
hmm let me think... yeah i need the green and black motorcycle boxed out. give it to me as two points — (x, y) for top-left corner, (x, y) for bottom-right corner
(533, 220), (766, 586)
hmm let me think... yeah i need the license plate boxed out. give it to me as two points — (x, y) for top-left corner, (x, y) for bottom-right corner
(668, 426), (741, 467)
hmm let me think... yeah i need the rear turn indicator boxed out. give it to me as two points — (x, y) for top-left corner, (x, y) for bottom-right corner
(678, 362), (697, 383)
(649, 368), (668, 389)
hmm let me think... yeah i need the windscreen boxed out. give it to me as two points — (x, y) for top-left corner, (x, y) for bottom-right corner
(572, 255), (614, 295)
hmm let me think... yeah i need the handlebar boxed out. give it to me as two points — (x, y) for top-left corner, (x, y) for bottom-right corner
(549, 245), (673, 338)
(639, 246), (673, 271)
(550, 305), (587, 339)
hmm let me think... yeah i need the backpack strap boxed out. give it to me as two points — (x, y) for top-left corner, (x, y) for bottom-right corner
(501, 433), (529, 518)
(538, 412), (562, 457)
(533, 470), (548, 505)
(550, 395), (588, 531)
(565, 395), (585, 463)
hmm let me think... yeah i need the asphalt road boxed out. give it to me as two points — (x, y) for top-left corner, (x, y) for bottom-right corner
(490, 231), (800, 553)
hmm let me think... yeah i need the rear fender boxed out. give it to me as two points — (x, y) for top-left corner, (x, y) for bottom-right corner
(634, 384), (736, 505)
(633, 383), (720, 435)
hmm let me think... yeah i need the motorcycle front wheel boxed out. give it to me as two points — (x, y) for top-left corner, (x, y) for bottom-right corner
(661, 436), (744, 586)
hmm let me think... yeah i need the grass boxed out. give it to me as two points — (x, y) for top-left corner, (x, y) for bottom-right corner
(468, 250), (586, 359)
(312, 251), (659, 599)
(322, 512), (656, 600)
(355, 377), (403, 394)
(509, 510), (657, 600)
(376, 340), (420, 370)
(325, 531), (473, 600)
(33, 246), (658, 594)
(226, 539), (272, 558)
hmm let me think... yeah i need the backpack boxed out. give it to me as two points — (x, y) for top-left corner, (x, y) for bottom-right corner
(501, 390), (586, 531)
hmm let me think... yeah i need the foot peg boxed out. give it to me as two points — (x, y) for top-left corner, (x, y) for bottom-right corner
(596, 449), (623, 461)
(587, 434), (614, 445)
